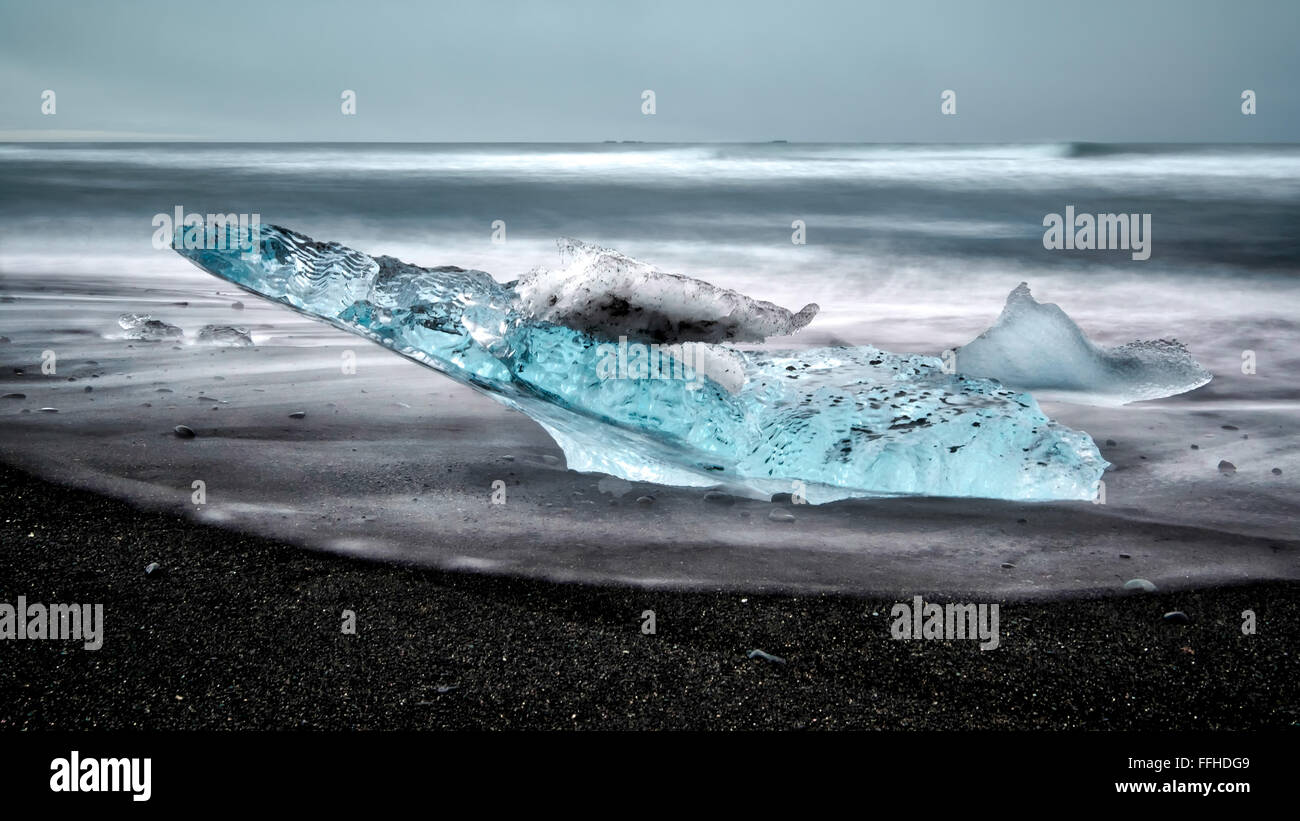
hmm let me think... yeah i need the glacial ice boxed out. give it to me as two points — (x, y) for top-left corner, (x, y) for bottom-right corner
(198, 325), (253, 346)
(118, 313), (183, 342)
(515, 239), (820, 344)
(956, 283), (1212, 406)
(175, 226), (1108, 503)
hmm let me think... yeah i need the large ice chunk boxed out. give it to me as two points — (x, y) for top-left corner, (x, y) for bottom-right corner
(956, 283), (1212, 406)
(176, 226), (1107, 503)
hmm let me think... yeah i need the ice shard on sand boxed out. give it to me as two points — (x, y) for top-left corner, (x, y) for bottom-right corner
(956, 283), (1212, 406)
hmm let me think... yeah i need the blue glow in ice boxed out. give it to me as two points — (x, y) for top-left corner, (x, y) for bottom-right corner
(176, 225), (1108, 503)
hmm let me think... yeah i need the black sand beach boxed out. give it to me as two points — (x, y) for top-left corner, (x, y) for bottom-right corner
(2, 144), (1298, 733)
(2, 462), (1295, 731)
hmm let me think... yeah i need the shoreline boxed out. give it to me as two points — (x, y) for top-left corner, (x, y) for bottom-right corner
(1, 461), (1295, 731)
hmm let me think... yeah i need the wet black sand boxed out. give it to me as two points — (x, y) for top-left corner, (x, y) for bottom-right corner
(1, 462), (1295, 731)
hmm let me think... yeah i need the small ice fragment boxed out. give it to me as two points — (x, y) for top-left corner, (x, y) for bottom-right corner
(197, 325), (253, 346)
(118, 313), (183, 342)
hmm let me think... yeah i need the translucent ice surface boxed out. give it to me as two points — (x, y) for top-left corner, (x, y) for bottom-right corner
(514, 238), (820, 344)
(956, 283), (1213, 406)
(197, 325), (253, 346)
(117, 313), (183, 342)
(176, 226), (1108, 503)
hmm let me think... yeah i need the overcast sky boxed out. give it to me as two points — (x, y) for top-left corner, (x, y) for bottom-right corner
(1, 0), (1296, 141)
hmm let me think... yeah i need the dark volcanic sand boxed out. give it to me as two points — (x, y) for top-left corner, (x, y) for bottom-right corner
(1, 464), (1295, 731)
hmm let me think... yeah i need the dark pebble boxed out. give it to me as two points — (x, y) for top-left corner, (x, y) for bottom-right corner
(1218, 460), (1236, 474)
(288, 411), (307, 419)
(703, 491), (735, 506)
(1162, 611), (1190, 624)
(173, 425), (196, 438)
